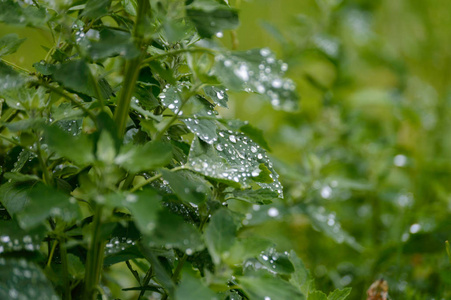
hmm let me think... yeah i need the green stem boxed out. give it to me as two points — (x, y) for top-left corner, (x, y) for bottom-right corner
(83, 205), (104, 300)
(46, 240), (58, 268)
(1, 59), (32, 74)
(37, 140), (54, 186)
(60, 240), (72, 300)
(141, 48), (218, 65)
(137, 266), (153, 300)
(114, 0), (150, 138)
(130, 166), (185, 193)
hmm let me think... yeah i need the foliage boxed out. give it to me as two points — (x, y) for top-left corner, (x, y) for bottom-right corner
(0, 0), (351, 299)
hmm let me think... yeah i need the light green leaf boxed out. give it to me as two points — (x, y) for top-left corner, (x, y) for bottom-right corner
(239, 271), (305, 300)
(226, 237), (273, 265)
(204, 208), (237, 264)
(175, 273), (219, 300)
(121, 0), (137, 16)
(214, 49), (299, 111)
(16, 183), (81, 229)
(0, 33), (26, 57)
(96, 131), (116, 164)
(1, 86), (47, 111)
(309, 291), (328, 300)
(115, 141), (173, 173)
(328, 288), (352, 300)
(0, 258), (58, 299)
(122, 189), (162, 235)
(44, 125), (95, 166)
(0, 61), (26, 93)
(289, 250), (313, 295)
(186, 0), (239, 38)
(161, 169), (211, 205)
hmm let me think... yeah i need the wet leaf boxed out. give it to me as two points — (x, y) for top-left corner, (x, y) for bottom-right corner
(239, 123), (271, 151)
(0, 219), (45, 254)
(0, 182), (32, 216)
(0, 61), (26, 93)
(0, 258), (58, 299)
(0, 1), (48, 27)
(214, 49), (299, 111)
(0, 33), (26, 57)
(289, 250), (313, 295)
(258, 248), (294, 275)
(175, 273), (219, 300)
(16, 183), (80, 229)
(225, 188), (277, 205)
(82, 0), (112, 18)
(204, 208), (237, 264)
(161, 169), (211, 205)
(186, 0), (239, 38)
(226, 237), (273, 265)
(204, 85), (228, 108)
(86, 28), (139, 60)
(187, 130), (283, 195)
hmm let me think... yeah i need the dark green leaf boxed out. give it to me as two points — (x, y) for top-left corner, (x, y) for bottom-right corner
(239, 271), (305, 300)
(82, 0), (112, 18)
(239, 123), (271, 151)
(0, 182), (32, 216)
(309, 291), (328, 300)
(0, 258), (58, 299)
(161, 169), (211, 205)
(328, 288), (352, 300)
(116, 141), (173, 173)
(175, 273), (219, 300)
(0, 33), (26, 57)
(204, 208), (237, 264)
(3, 172), (40, 182)
(225, 188), (277, 204)
(87, 28), (139, 60)
(227, 237), (273, 264)
(214, 49), (299, 111)
(16, 183), (81, 229)
(0, 1), (48, 26)
(0, 61), (26, 93)
(0, 219), (46, 253)
(258, 248), (295, 275)
(186, 0), (239, 38)
(44, 125), (95, 166)
(122, 189), (162, 235)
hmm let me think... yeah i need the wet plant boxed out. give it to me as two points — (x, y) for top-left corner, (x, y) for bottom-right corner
(0, 0), (351, 299)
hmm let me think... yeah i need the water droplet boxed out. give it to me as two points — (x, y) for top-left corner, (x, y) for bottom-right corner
(229, 135), (237, 143)
(216, 144), (223, 151)
(394, 154), (407, 167)
(271, 79), (283, 88)
(250, 146), (258, 153)
(260, 48), (271, 57)
(234, 64), (249, 81)
(126, 194), (137, 203)
(257, 153), (263, 159)
(168, 104), (175, 110)
(216, 91), (224, 99)
(410, 223), (421, 234)
(320, 186), (332, 199)
(267, 207), (279, 217)
(215, 31), (224, 38)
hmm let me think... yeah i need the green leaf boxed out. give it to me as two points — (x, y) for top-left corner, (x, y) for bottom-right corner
(86, 28), (139, 60)
(258, 248), (295, 275)
(16, 183), (80, 229)
(175, 273), (219, 300)
(186, 0), (239, 38)
(187, 131), (283, 195)
(203, 85), (228, 108)
(161, 169), (211, 205)
(289, 250), (313, 295)
(226, 237), (273, 265)
(1, 86), (47, 111)
(4, 118), (45, 132)
(144, 208), (203, 252)
(302, 205), (364, 252)
(0, 182), (32, 216)
(51, 59), (113, 99)
(328, 288), (352, 300)
(0, 219), (46, 253)
(44, 125), (95, 166)
(0, 258), (58, 299)
(214, 49), (299, 111)
(115, 141), (173, 173)
(204, 208), (237, 264)
(239, 271), (305, 300)
(0, 61), (26, 93)
(0, 1), (48, 26)
(309, 291), (328, 300)
(122, 189), (162, 235)
(82, 0), (112, 18)
(96, 130), (117, 164)
(239, 123), (271, 151)
(0, 33), (26, 57)
(225, 188), (277, 205)
(121, 0), (137, 16)
(3, 172), (40, 182)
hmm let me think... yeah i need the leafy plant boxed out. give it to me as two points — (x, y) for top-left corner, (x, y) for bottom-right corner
(0, 0), (350, 299)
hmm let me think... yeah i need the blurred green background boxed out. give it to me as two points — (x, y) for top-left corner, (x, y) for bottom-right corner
(2, 0), (451, 298)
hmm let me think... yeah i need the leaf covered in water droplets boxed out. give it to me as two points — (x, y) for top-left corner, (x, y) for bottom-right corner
(203, 85), (228, 108)
(160, 83), (218, 144)
(214, 48), (299, 111)
(0, 219), (45, 254)
(0, 258), (59, 300)
(225, 188), (278, 205)
(161, 169), (211, 205)
(188, 130), (283, 195)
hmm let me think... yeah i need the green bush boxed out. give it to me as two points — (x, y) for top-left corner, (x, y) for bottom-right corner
(0, 0), (351, 299)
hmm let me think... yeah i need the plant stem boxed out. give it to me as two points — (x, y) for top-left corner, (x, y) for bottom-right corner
(60, 239), (72, 300)
(137, 266), (153, 300)
(46, 240), (58, 268)
(142, 47), (218, 64)
(83, 205), (105, 300)
(114, 0), (150, 138)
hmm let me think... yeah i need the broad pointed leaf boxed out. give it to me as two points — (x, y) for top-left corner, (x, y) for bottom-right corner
(0, 33), (26, 57)
(204, 208), (237, 264)
(175, 273), (219, 300)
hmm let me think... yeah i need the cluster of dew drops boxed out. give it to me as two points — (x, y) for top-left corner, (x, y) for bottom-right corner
(0, 234), (41, 254)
